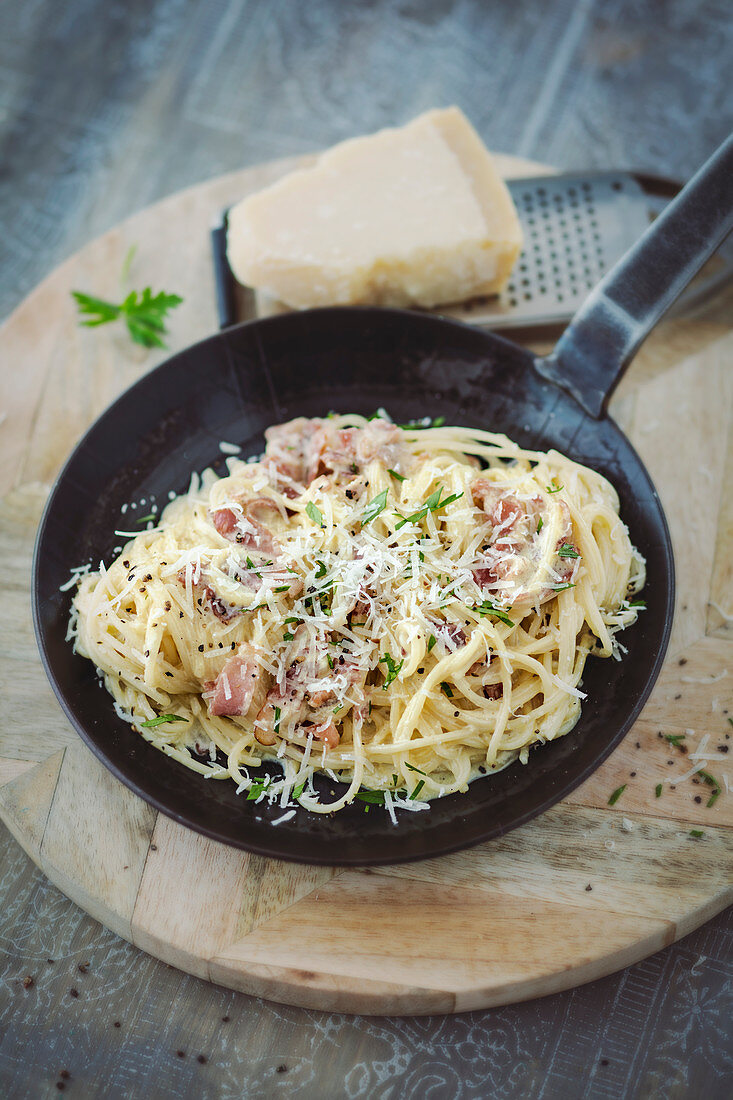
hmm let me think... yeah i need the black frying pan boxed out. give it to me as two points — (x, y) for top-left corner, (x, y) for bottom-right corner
(33, 136), (733, 865)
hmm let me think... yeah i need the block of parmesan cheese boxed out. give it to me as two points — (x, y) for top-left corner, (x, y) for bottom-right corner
(227, 107), (522, 310)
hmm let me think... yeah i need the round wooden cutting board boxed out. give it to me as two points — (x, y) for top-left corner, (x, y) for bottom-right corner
(0, 155), (731, 1016)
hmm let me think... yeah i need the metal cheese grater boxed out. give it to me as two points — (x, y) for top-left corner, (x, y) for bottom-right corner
(211, 170), (733, 332)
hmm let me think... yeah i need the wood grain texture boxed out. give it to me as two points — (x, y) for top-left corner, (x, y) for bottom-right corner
(0, 151), (731, 1018)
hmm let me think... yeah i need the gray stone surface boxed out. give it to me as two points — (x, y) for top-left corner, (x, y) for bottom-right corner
(1, 1), (731, 1096)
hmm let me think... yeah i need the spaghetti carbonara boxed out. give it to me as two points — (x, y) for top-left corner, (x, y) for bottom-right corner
(70, 414), (645, 816)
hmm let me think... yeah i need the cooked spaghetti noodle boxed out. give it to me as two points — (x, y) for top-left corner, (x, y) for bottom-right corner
(70, 414), (645, 815)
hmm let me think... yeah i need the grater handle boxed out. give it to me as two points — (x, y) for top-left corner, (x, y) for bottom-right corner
(536, 133), (733, 419)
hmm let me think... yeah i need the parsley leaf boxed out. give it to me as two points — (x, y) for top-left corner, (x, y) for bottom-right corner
(379, 653), (404, 688)
(354, 789), (386, 805)
(314, 560), (328, 578)
(247, 776), (271, 801)
(362, 489), (389, 525)
(427, 634), (437, 653)
(293, 780), (307, 800)
(388, 468), (406, 482)
(139, 713), (187, 728)
(546, 481), (563, 494)
(394, 486), (463, 529)
(608, 784), (626, 806)
(72, 286), (183, 349)
(440, 682), (453, 698)
(472, 600), (515, 628)
(305, 502), (324, 527)
(273, 706), (281, 734)
(557, 544), (580, 559)
(409, 779), (426, 800)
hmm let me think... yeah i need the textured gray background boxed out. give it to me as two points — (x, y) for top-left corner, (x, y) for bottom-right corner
(1, 1), (732, 1097)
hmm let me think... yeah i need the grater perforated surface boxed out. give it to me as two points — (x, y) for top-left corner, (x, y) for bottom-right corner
(441, 172), (650, 328)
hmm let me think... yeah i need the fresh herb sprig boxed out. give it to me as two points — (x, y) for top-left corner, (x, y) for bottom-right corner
(72, 286), (183, 349)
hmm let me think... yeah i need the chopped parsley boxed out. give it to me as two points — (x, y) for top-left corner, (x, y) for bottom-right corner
(557, 544), (580, 558)
(305, 501), (324, 527)
(699, 769), (721, 808)
(427, 634), (437, 653)
(655, 783), (663, 798)
(607, 784), (626, 806)
(440, 682), (453, 698)
(546, 481), (563, 494)
(536, 517), (543, 533)
(627, 599), (646, 609)
(472, 600), (514, 628)
(245, 556), (262, 577)
(136, 512), (156, 524)
(552, 582), (577, 592)
(405, 762), (427, 776)
(247, 776), (271, 801)
(140, 713), (187, 728)
(394, 486), (463, 529)
(379, 652), (404, 688)
(293, 780), (307, 800)
(409, 779), (426, 800)
(273, 706), (281, 734)
(664, 733), (686, 746)
(388, 468), (406, 482)
(274, 584), (291, 593)
(689, 829), (704, 838)
(314, 560), (328, 578)
(327, 654), (335, 669)
(354, 789), (386, 805)
(362, 489), (389, 525)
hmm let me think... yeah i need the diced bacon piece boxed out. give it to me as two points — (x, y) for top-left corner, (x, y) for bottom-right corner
(264, 417), (326, 486)
(429, 618), (467, 652)
(264, 416), (414, 490)
(210, 497), (282, 556)
(307, 658), (361, 708)
(212, 507), (238, 537)
(307, 720), (341, 749)
(252, 702), (279, 745)
(203, 644), (269, 719)
(203, 585), (239, 622)
(471, 477), (579, 607)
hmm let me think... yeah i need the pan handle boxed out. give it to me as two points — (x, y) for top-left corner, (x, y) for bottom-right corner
(536, 133), (733, 419)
